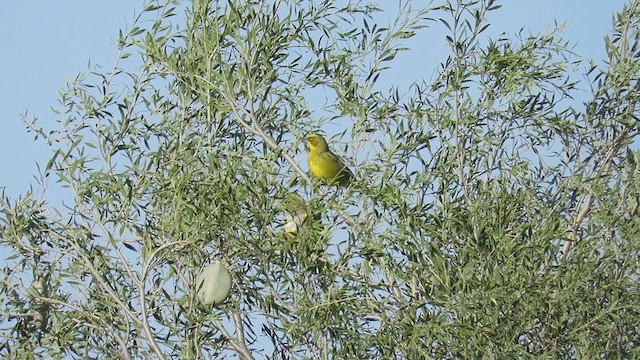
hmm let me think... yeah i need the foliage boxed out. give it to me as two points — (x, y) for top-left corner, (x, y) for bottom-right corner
(1, 0), (640, 358)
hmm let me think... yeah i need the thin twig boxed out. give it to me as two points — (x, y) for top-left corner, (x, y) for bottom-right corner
(212, 318), (255, 360)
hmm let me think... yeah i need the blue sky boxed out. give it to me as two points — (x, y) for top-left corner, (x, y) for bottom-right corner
(1, 1), (135, 198)
(0, 0), (625, 199)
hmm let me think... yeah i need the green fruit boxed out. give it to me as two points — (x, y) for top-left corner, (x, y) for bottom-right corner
(196, 261), (232, 306)
(31, 275), (50, 331)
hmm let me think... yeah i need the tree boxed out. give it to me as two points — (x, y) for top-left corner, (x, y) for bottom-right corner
(2, 0), (640, 358)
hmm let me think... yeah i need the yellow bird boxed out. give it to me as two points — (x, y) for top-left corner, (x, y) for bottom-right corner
(282, 193), (309, 236)
(305, 133), (354, 186)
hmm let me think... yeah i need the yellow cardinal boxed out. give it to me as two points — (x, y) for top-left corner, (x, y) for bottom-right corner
(305, 133), (354, 186)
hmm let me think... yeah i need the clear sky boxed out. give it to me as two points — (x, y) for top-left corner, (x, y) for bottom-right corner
(0, 0), (626, 199)
(0, 1), (135, 198)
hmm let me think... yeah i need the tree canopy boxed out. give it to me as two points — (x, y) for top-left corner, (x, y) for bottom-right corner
(2, 0), (640, 358)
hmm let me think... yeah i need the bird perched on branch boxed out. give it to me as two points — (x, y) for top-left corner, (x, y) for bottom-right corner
(304, 133), (354, 187)
(282, 192), (310, 236)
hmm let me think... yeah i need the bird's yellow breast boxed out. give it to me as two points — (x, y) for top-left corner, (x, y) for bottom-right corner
(307, 150), (352, 186)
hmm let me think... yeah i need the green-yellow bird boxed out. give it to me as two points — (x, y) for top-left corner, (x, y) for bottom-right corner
(282, 192), (309, 236)
(305, 133), (354, 186)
